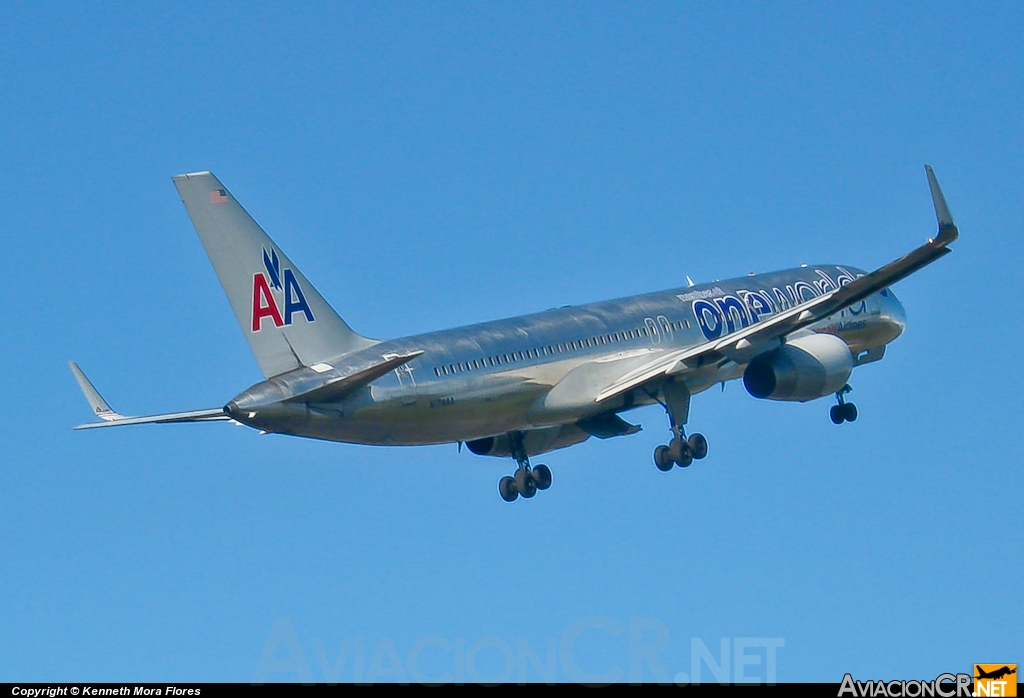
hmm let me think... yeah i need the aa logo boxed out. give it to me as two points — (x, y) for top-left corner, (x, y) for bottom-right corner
(974, 664), (1017, 697)
(251, 247), (315, 332)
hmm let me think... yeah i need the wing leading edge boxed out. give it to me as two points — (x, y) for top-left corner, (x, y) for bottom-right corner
(595, 165), (959, 403)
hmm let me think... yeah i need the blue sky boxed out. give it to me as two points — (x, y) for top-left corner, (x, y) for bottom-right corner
(1, 1), (1020, 683)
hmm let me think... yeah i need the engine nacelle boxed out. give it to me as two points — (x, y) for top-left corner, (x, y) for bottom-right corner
(743, 333), (853, 402)
(466, 424), (591, 458)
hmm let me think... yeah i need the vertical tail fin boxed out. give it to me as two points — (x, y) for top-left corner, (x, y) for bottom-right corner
(172, 172), (376, 378)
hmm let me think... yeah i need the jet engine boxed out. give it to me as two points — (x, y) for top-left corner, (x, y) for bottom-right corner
(466, 424), (590, 457)
(742, 333), (853, 402)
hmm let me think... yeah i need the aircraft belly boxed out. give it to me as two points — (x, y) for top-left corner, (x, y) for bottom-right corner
(281, 379), (550, 446)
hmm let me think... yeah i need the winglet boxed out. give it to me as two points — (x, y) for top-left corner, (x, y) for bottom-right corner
(69, 361), (125, 422)
(925, 165), (958, 245)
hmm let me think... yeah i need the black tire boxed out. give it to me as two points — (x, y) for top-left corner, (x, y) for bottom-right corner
(675, 452), (693, 468)
(499, 476), (518, 502)
(515, 468), (537, 498)
(830, 405), (844, 425)
(532, 464), (552, 490)
(688, 433), (708, 460)
(654, 445), (674, 472)
(668, 437), (690, 463)
(844, 403), (858, 422)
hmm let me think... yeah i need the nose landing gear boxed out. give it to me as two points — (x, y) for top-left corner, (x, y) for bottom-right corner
(830, 384), (858, 424)
(498, 432), (553, 502)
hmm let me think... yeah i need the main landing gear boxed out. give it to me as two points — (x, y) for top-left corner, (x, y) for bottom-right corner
(654, 433), (709, 471)
(652, 381), (709, 472)
(830, 384), (858, 424)
(498, 432), (552, 502)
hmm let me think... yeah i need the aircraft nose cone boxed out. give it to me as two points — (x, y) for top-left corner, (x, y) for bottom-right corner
(224, 401), (244, 420)
(883, 290), (907, 336)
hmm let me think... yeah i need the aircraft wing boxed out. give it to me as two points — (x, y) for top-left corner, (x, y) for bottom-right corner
(596, 165), (959, 404)
(70, 361), (231, 430)
(74, 408), (231, 430)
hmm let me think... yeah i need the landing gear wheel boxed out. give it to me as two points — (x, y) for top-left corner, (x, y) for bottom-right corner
(515, 468), (537, 498)
(669, 437), (693, 467)
(843, 403), (858, 422)
(668, 437), (693, 468)
(687, 433), (708, 460)
(654, 445), (674, 472)
(532, 464), (552, 490)
(830, 405), (844, 425)
(499, 476), (518, 502)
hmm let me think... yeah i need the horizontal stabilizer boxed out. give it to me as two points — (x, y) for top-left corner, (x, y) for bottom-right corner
(285, 351), (424, 404)
(75, 408), (230, 430)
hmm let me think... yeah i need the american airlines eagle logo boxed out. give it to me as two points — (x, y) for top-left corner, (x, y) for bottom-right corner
(251, 247), (315, 331)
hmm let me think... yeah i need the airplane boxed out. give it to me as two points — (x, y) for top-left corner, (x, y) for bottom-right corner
(71, 167), (958, 502)
(975, 666), (1016, 681)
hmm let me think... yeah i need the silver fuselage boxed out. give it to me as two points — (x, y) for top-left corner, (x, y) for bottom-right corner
(226, 264), (907, 446)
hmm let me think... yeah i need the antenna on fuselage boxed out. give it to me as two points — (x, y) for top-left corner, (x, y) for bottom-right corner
(686, 275), (695, 287)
